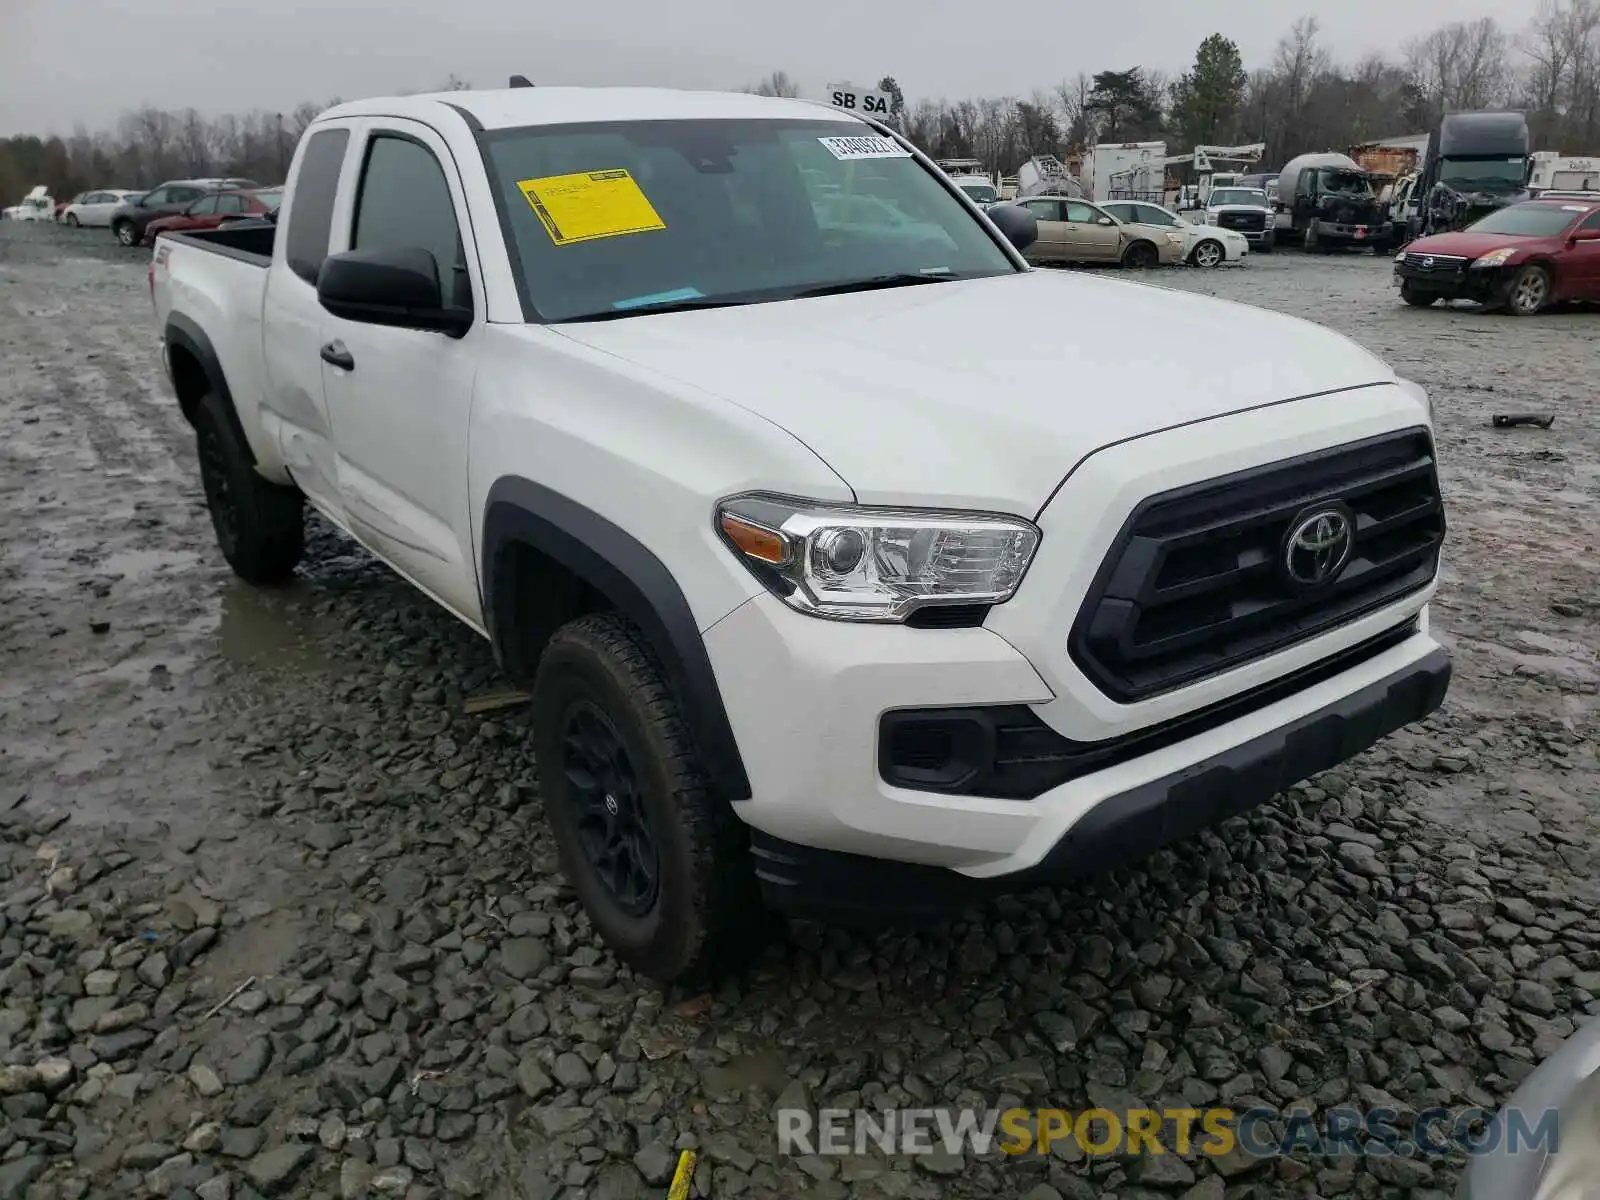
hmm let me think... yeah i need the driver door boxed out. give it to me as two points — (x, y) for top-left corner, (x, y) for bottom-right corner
(1569, 210), (1600, 299)
(1064, 201), (1121, 261)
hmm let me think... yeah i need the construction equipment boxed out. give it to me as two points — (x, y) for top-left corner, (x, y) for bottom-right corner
(1100, 142), (1266, 205)
(1015, 155), (1083, 199)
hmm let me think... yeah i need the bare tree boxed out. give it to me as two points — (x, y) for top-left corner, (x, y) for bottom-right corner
(743, 70), (800, 98)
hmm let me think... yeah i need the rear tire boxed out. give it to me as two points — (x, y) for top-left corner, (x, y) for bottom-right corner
(1190, 239), (1224, 269)
(114, 220), (136, 247)
(1400, 282), (1437, 308)
(530, 614), (765, 986)
(193, 391), (304, 583)
(1121, 240), (1158, 269)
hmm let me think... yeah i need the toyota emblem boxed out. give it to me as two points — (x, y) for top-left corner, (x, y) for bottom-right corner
(1282, 504), (1355, 589)
(1422, 256), (1434, 268)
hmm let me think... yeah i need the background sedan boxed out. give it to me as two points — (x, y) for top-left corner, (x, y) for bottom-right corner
(143, 189), (281, 244)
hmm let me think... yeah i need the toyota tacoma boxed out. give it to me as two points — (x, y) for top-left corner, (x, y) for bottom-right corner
(150, 85), (1451, 983)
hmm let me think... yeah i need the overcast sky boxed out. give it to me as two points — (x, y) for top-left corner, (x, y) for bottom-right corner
(2, 0), (1530, 137)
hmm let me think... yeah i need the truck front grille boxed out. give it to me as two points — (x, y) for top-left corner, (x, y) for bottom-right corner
(1069, 428), (1444, 703)
(1219, 211), (1267, 232)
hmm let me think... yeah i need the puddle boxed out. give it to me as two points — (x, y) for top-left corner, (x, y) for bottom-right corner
(216, 582), (338, 674)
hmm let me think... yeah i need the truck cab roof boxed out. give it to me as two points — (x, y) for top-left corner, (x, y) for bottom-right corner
(319, 87), (864, 133)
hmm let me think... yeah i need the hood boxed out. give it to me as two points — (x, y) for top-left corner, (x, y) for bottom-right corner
(548, 271), (1397, 515)
(1210, 203), (1271, 215)
(1405, 231), (1546, 259)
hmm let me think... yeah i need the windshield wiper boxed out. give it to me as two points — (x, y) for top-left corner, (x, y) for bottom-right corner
(560, 296), (760, 322)
(789, 272), (956, 299)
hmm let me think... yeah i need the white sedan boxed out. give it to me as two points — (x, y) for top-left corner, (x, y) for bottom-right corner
(60, 189), (142, 228)
(1100, 199), (1248, 268)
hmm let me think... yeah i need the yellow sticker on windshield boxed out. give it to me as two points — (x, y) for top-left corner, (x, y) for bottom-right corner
(516, 169), (666, 246)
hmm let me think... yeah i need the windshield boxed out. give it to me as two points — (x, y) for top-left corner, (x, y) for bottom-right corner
(482, 118), (1016, 321)
(958, 181), (997, 204)
(1210, 189), (1267, 207)
(1466, 202), (1584, 237)
(1317, 169), (1373, 196)
(1439, 157), (1527, 195)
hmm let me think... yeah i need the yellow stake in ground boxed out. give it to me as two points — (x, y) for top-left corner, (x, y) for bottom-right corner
(667, 1150), (695, 1200)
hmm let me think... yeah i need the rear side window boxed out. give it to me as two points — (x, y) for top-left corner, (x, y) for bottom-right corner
(190, 196), (219, 215)
(286, 127), (350, 284)
(1581, 210), (1600, 231)
(352, 134), (470, 309)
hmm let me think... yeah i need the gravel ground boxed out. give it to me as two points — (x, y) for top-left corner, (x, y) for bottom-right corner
(1, 219), (1597, 1200)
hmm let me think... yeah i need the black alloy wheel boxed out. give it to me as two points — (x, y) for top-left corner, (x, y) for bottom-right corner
(559, 701), (661, 916)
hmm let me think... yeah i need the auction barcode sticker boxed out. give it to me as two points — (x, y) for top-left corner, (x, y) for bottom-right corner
(818, 136), (910, 161)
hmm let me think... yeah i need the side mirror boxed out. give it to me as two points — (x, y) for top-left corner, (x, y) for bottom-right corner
(1571, 228), (1600, 242)
(1097, 216), (1114, 226)
(317, 247), (472, 336)
(985, 203), (1038, 253)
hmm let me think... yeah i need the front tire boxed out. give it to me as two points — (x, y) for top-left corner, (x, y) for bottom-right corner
(1503, 264), (1551, 316)
(193, 391), (304, 583)
(530, 614), (764, 985)
(1190, 239), (1224, 268)
(114, 220), (136, 247)
(65, 213), (80, 228)
(1121, 240), (1158, 269)
(1303, 223), (1320, 252)
(1257, 237), (1273, 254)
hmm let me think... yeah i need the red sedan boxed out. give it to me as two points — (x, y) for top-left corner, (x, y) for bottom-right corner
(143, 188), (282, 244)
(1392, 198), (1600, 315)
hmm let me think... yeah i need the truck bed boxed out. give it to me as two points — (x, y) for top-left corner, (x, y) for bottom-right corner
(159, 222), (275, 266)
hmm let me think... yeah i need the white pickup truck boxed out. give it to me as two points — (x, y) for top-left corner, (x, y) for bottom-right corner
(151, 86), (1451, 984)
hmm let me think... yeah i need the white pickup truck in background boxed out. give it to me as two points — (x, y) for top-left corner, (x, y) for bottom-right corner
(151, 85), (1451, 984)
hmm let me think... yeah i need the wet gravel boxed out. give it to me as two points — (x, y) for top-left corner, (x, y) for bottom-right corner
(2, 219), (1598, 1200)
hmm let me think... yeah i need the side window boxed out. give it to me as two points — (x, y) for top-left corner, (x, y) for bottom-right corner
(175, 188), (204, 204)
(1023, 199), (1060, 221)
(351, 133), (470, 309)
(1141, 205), (1176, 226)
(143, 188), (171, 206)
(1102, 204), (1130, 222)
(1065, 202), (1098, 223)
(217, 194), (247, 214)
(1579, 210), (1600, 231)
(189, 196), (219, 215)
(285, 128), (350, 285)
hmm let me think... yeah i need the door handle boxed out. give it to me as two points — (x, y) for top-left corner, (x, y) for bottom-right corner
(320, 341), (355, 371)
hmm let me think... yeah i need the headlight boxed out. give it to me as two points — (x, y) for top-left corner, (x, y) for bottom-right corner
(1205, 213), (1218, 224)
(715, 494), (1040, 622)
(1396, 376), (1432, 424)
(1394, 251), (1406, 263)
(1472, 247), (1516, 268)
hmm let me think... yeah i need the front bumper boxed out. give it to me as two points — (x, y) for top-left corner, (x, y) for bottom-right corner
(705, 389), (1447, 899)
(750, 639), (1448, 915)
(1394, 263), (1508, 304)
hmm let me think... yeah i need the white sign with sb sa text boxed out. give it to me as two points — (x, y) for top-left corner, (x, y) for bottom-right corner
(826, 83), (893, 118)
